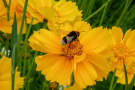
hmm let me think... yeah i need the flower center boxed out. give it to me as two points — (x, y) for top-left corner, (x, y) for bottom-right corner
(61, 40), (83, 60)
(113, 44), (130, 60)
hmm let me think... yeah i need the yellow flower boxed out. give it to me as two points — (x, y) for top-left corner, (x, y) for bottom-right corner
(105, 27), (135, 70)
(47, 0), (82, 31)
(52, 0), (82, 24)
(17, 0), (57, 24)
(101, 27), (135, 84)
(0, 1), (7, 17)
(0, 56), (24, 90)
(0, 1), (26, 34)
(0, 1), (12, 33)
(29, 21), (110, 88)
(18, 0), (81, 27)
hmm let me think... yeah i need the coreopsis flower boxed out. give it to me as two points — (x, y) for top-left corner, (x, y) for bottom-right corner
(47, 0), (82, 30)
(0, 1), (12, 33)
(52, 0), (82, 24)
(17, 0), (57, 24)
(18, 0), (82, 27)
(101, 27), (135, 84)
(0, 1), (26, 34)
(0, 56), (24, 90)
(104, 27), (135, 70)
(11, 0), (43, 24)
(29, 21), (110, 88)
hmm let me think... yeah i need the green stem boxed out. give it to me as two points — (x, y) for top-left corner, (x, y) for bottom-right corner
(6, 34), (9, 57)
(99, 0), (109, 26)
(16, 0), (28, 76)
(109, 69), (116, 90)
(2, 0), (8, 7)
(7, 0), (11, 21)
(11, 44), (17, 90)
(23, 17), (34, 76)
(123, 60), (128, 90)
(23, 51), (38, 89)
(84, 0), (111, 21)
(17, 0), (28, 48)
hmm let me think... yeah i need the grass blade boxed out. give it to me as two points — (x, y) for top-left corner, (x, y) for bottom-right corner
(128, 74), (135, 90)
(11, 44), (17, 90)
(11, 14), (17, 52)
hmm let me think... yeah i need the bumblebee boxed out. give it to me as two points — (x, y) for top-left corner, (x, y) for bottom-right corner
(61, 31), (80, 45)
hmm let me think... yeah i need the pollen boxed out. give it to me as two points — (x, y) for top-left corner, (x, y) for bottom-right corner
(112, 44), (130, 60)
(61, 40), (83, 60)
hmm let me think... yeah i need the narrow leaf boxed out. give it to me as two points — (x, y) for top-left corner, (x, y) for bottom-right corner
(128, 74), (135, 90)
(11, 14), (17, 51)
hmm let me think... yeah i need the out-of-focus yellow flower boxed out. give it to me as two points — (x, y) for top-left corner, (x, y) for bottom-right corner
(29, 21), (110, 88)
(47, 0), (82, 30)
(10, 0), (24, 16)
(64, 83), (82, 90)
(0, 14), (26, 34)
(104, 27), (135, 70)
(52, 0), (81, 24)
(0, 56), (24, 90)
(101, 27), (135, 84)
(0, 1), (26, 34)
(0, 1), (12, 33)
(17, 0), (81, 27)
(17, 0), (57, 24)
(0, 1), (7, 17)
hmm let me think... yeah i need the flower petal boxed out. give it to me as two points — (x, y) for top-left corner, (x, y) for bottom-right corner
(0, 56), (11, 75)
(86, 52), (109, 81)
(29, 29), (62, 54)
(125, 30), (135, 52)
(74, 60), (97, 88)
(0, 19), (12, 33)
(111, 27), (123, 43)
(36, 54), (74, 85)
(123, 29), (131, 44)
(81, 27), (110, 53)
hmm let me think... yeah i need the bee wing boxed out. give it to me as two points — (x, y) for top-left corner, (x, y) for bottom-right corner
(57, 29), (70, 38)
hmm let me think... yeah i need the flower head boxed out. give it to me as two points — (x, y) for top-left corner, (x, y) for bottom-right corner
(0, 56), (24, 90)
(0, 1), (26, 34)
(17, 0), (57, 24)
(105, 27), (135, 70)
(29, 21), (110, 88)
(101, 27), (135, 84)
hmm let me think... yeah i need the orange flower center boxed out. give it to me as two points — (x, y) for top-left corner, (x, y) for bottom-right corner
(61, 40), (83, 60)
(113, 44), (130, 60)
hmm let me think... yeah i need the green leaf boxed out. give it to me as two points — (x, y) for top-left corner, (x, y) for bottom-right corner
(11, 44), (17, 90)
(128, 74), (135, 90)
(11, 14), (17, 51)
